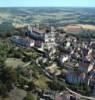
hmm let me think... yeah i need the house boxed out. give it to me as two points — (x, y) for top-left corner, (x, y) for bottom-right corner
(10, 36), (34, 48)
(44, 27), (56, 49)
(87, 48), (93, 55)
(82, 42), (88, 49)
(71, 52), (81, 60)
(81, 48), (88, 58)
(59, 55), (70, 66)
(34, 40), (44, 50)
(48, 47), (56, 60)
(84, 54), (93, 62)
(78, 61), (94, 73)
(66, 71), (86, 84)
(87, 70), (95, 87)
(65, 41), (71, 49)
(26, 25), (56, 50)
(90, 42), (95, 49)
(41, 90), (55, 100)
(87, 49), (95, 60)
(26, 28), (44, 48)
(81, 48), (94, 62)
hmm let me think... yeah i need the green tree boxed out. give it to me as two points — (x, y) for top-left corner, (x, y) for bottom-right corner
(24, 92), (37, 100)
(0, 82), (8, 96)
(0, 65), (17, 95)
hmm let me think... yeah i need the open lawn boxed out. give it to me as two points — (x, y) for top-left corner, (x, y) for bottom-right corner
(34, 75), (51, 90)
(5, 58), (25, 68)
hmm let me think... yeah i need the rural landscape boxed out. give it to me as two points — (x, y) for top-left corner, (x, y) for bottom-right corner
(0, 7), (95, 100)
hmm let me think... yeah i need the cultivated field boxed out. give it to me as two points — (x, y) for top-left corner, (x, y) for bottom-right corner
(64, 24), (95, 33)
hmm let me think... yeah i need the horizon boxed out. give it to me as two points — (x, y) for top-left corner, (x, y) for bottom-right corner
(0, 6), (95, 8)
(0, 0), (95, 7)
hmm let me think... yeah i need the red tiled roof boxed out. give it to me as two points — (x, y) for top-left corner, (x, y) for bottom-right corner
(32, 28), (45, 34)
(67, 71), (85, 78)
(55, 96), (63, 100)
(80, 62), (90, 68)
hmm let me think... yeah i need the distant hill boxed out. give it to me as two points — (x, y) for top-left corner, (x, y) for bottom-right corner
(0, 7), (95, 30)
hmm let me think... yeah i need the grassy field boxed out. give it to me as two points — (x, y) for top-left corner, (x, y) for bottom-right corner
(64, 24), (95, 33)
(34, 74), (51, 90)
(5, 58), (25, 68)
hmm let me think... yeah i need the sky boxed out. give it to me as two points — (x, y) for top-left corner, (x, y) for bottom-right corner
(0, 0), (95, 7)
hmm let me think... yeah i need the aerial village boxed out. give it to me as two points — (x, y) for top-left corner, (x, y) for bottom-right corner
(8, 24), (95, 100)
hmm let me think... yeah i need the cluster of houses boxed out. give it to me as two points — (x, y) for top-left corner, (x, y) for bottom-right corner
(10, 25), (56, 51)
(10, 24), (95, 98)
(57, 34), (95, 89)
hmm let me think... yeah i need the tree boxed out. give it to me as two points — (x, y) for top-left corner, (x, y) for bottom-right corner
(23, 92), (37, 100)
(0, 82), (8, 96)
(0, 65), (17, 95)
(48, 77), (64, 91)
(1, 67), (17, 83)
